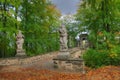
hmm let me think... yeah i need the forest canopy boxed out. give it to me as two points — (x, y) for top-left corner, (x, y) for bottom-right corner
(0, 0), (61, 57)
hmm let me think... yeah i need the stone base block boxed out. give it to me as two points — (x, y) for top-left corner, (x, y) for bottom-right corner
(56, 51), (70, 59)
(53, 58), (85, 73)
(15, 49), (26, 57)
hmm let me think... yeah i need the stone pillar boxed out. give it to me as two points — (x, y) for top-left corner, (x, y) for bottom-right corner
(15, 30), (26, 57)
(57, 24), (70, 59)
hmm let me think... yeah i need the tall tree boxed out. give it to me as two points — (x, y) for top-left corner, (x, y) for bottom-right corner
(21, 0), (60, 56)
(0, 0), (19, 57)
(0, 0), (60, 57)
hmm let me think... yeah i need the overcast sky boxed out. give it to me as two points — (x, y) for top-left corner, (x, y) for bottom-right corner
(51, 0), (80, 15)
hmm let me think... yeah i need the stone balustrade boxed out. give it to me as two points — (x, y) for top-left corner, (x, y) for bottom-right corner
(0, 52), (57, 66)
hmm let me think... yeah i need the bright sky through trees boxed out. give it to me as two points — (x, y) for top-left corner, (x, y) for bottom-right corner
(51, 0), (80, 14)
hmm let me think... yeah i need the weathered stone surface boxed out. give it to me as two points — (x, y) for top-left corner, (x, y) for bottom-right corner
(56, 51), (70, 60)
(0, 51), (58, 66)
(70, 50), (82, 58)
(53, 57), (85, 73)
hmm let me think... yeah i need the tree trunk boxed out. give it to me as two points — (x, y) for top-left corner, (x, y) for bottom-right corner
(2, 0), (7, 58)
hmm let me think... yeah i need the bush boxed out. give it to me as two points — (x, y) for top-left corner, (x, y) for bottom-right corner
(83, 47), (120, 68)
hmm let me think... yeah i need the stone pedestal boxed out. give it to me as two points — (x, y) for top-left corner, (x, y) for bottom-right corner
(56, 51), (70, 59)
(53, 57), (85, 73)
(15, 49), (26, 57)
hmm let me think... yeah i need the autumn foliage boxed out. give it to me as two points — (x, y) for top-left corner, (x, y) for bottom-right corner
(0, 66), (120, 80)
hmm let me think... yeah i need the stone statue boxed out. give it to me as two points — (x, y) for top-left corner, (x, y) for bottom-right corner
(15, 30), (26, 57)
(59, 24), (68, 51)
(16, 30), (24, 50)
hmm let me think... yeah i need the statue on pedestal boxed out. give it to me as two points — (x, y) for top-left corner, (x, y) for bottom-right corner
(16, 30), (26, 57)
(54, 24), (69, 59)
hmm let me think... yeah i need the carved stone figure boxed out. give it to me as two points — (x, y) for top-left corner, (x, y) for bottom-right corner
(59, 24), (68, 51)
(16, 30), (24, 50)
(16, 30), (26, 57)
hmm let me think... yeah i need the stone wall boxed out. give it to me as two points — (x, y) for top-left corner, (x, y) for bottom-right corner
(0, 52), (57, 66)
(0, 48), (79, 66)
